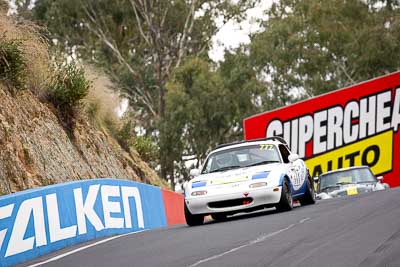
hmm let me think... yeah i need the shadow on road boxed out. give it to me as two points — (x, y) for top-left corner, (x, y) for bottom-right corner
(204, 207), (286, 225)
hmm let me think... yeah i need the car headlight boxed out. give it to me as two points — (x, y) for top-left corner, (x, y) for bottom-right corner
(191, 190), (207, 196)
(249, 182), (267, 188)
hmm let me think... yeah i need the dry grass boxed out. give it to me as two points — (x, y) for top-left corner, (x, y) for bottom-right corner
(0, 1), (7, 13)
(0, 7), (50, 96)
(83, 65), (122, 129)
(0, 6), (122, 129)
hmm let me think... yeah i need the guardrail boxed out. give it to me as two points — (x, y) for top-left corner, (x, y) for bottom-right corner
(0, 179), (184, 267)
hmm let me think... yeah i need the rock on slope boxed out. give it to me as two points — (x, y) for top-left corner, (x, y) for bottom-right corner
(0, 85), (164, 195)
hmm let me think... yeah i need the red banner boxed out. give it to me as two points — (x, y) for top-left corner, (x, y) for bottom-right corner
(244, 72), (400, 187)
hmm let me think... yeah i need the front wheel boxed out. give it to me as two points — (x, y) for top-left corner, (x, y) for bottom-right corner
(299, 177), (316, 206)
(276, 181), (293, 212)
(184, 202), (204, 226)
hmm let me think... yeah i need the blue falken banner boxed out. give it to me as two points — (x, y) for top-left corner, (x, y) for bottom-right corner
(0, 179), (168, 267)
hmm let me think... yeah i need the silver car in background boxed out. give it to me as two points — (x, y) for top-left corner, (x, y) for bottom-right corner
(315, 166), (389, 200)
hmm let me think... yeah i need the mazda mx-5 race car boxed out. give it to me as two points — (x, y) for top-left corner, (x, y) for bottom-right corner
(183, 137), (315, 226)
(315, 166), (390, 200)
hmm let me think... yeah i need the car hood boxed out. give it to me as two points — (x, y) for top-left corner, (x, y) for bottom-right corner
(317, 182), (386, 199)
(191, 164), (280, 186)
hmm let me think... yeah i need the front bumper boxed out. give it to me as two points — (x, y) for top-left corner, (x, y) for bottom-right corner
(185, 186), (282, 215)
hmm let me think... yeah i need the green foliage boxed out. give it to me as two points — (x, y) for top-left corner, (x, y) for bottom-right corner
(218, 48), (264, 134)
(103, 118), (158, 164)
(48, 62), (90, 112)
(24, 0), (400, 189)
(115, 121), (134, 152)
(250, 0), (400, 106)
(0, 39), (27, 90)
(30, 0), (258, 188)
(163, 56), (263, 171)
(164, 58), (230, 161)
(134, 136), (159, 164)
(31, 0), (257, 127)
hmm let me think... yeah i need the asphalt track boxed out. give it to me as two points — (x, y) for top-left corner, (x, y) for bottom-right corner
(22, 187), (400, 267)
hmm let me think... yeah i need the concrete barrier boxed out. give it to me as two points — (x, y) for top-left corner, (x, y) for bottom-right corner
(0, 179), (185, 267)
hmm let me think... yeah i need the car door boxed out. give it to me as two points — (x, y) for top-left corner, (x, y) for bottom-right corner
(279, 145), (307, 193)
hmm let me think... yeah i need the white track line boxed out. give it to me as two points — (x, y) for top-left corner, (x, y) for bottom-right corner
(26, 230), (148, 267)
(299, 217), (310, 223)
(188, 217), (311, 267)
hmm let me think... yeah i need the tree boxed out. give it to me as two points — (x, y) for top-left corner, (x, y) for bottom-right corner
(31, 0), (258, 188)
(250, 0), (400, 106)
(218, 48), (265, 135)
(164, 58), (233, 188)
(163, 54), (264, 187)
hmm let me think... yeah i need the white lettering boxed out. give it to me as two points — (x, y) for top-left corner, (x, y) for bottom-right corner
(266, 120), (282, 137)
(46, 194), (77, 243)
(0, 184), (147, 259)
(391, 87), (400, 131)
(283, 121), (291, 148)
(266, 86), (400, 157)
(5, 197), (46, 257)
(327, 107), (343, 150)
(291, 119), (299, 155)
(298, 116), (313, 158)
(121, 186), (144, 229)
(74, 185), (104, 235)
(343, 101), (359, 144)
(359, 96), (376, 138)
(377, 91), (392, 133)
(101, 185), (124, 229)
(0, 204), (14, 251)
(313, 110), (327, 154)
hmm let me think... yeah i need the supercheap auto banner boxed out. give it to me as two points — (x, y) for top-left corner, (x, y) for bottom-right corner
(244, 72), (400, 187)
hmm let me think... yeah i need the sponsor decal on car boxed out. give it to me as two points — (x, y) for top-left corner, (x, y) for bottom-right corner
(346, 187), (359, 196)
(211, 176), (249, 185)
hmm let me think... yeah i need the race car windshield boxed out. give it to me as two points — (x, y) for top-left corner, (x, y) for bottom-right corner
(319, 167), (376, 192)
(201, 144), (281, 174)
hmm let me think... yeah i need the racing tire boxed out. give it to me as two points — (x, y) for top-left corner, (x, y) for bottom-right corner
(211, 213), (227, 221)
(299, 176), (316, 206)
(184, 202), (204, 226)
(276, 181), (293, 212)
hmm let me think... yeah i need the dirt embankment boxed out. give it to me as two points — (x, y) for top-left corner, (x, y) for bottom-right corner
(0, 7), (165, 195)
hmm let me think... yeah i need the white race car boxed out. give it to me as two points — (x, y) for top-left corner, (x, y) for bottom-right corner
(184, 137), (315, 226)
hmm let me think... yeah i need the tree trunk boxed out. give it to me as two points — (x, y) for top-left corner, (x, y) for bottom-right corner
(161, 164), (167, 187)
(170, 168), (175, 192)
(157, 54), (170, 188)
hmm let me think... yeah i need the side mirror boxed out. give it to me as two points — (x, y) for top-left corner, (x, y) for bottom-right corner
(190, 168), (200, 177)
(377, 176), (383, 182)
(288, 154), (299, 163)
